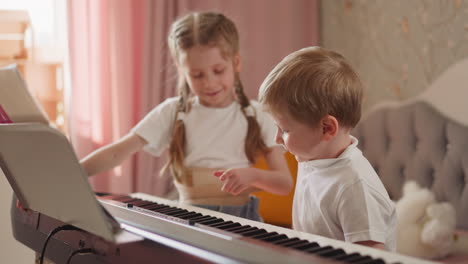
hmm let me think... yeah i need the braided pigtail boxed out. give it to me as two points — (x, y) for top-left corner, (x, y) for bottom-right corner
(161, 82), (191, 183)
(234, 72), (270, 164)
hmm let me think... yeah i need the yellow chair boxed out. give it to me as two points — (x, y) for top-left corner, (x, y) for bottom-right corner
(253, 152), (297, 228)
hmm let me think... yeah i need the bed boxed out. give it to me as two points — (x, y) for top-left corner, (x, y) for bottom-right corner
(352, 58), (468, 263)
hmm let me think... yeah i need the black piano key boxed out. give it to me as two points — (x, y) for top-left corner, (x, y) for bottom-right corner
(317, 248), (346, 258)
(165, 209), (188, 216)
(211, 221), (236, 229)
(334, 252), (361, 261)
(154, 206), (180, 213)
(275, 237), (300, 245)
(147, 205), (170, 211)
(250, 231), (278, 240)
(125, 200), (143, 206)
(348, 256), (374, 264)
(306, 245), (333, 254)
(242, 228), (267, 237)
(122, 198), (142, 203)
(282, 240), (310, 248)
(131, 200), (154, 207)
(202, 218), (225, 226)
(151, 205), (174, 211)
(279, 238), (310, 247)
(172, 211), (198, 218)
(138, 202), (163, 208)
(169, 209), (189, 216)
(335, 253), (375, 263)
(225, 225), (253, 233)
(213, 220), (234, 227)
(223, 224), (249, 232)
(139, 203), (161, 209)
(215, 222), (242, 230)
(270, 237), (293, 245)
(233, 227), (259, 234)
(261, 234), (289, 242)
(294, 242), (319, 251)
(365, 259), (385, 264)
(179, 212), (203, 219)
(155, 207), (182, 214)
(196, 217), (223, 225)
(187, 215), (212, 222)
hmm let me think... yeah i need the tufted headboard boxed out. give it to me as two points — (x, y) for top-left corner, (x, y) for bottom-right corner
(351, 57), (468, 231)
(352, 100), (468, 230)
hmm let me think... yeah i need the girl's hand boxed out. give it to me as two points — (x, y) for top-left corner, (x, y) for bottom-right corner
(213, 168), (257, 195)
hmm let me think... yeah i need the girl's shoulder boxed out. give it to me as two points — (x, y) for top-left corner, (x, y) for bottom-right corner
(160, 96), (181, 107)
(144, 96), (180, 119)
(152, 96), (180, 111)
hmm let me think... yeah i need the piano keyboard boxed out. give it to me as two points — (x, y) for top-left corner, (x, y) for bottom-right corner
(98, 193), (436, 264)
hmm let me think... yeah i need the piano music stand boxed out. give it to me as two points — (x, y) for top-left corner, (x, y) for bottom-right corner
(0, 65), (125, 243)
(0, 64), (49, 124)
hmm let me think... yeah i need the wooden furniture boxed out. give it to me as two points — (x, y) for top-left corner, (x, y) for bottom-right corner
(0, 9), (64, 130)
(0, 10), (29, 61)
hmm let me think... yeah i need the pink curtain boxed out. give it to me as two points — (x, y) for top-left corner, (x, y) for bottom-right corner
(67, 0), (319, 196)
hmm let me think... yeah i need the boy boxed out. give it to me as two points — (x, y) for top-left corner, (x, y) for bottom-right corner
(258, 46), (396, 251)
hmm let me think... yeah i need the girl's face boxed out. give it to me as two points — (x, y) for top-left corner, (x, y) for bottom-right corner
(180, 45), (240, 108)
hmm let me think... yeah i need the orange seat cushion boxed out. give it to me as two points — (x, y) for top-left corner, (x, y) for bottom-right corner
(253, 152), (297, 228)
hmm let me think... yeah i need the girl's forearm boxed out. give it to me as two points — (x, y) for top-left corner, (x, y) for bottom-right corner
(80, 147), (124, 176)
(251, 168), (293, 195)
(80, 133), (147, 177)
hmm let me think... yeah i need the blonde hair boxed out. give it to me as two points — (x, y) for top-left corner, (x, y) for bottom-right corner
(259, 46), (363, 129)
(162, 12), (269, 182)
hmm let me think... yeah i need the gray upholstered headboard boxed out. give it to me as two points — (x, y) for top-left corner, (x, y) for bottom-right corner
(352, 100), (468, 230)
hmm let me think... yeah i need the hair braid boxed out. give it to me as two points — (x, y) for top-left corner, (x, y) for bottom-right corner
(234, 73), (270, 163)
(161, 83), (191, 182)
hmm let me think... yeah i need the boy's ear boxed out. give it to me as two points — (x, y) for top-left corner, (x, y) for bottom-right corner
(233, 53), (241, 72)
(321, 115), (338, 140)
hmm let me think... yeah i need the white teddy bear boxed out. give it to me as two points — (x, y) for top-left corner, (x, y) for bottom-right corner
(396, 181), (456, 259)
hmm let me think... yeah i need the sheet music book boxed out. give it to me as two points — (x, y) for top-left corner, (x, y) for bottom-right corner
(0, 64), (49, 124)
(0, 65), (131, 242)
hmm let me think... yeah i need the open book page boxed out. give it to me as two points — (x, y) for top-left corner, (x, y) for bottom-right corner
(0, 65), (49, 124)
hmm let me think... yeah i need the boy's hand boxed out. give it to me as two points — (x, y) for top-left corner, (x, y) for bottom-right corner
(213, 168), (256, 195)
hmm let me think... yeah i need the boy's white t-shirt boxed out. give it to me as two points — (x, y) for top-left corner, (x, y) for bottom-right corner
(131, 97), (278, 168)
(292, 136), (397, 251)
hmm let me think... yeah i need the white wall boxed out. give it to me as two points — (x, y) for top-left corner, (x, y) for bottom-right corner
(0, 170), (35, 263)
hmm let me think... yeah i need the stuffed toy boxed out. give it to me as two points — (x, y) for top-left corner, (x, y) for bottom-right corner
(396, 181), (457, 259)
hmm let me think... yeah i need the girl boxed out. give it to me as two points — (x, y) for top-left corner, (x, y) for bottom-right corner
(80, 11), (293, 221)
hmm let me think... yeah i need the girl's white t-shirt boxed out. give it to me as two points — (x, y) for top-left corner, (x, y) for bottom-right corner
(131, 97), (278, 169)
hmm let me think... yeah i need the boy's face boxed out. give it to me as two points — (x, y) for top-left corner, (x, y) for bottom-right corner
(270, 111), (328, 162)
(180, 45), (240, 108)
